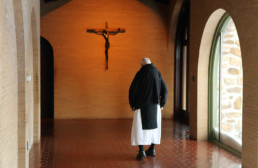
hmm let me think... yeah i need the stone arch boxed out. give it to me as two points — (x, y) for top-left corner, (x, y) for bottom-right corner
(12, 0), (28, 167)
(197, 9), (226, 140)
(31, 7), (40, 144)
(168, 0), (185, 47)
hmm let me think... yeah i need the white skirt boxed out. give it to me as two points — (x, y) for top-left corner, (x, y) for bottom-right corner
(131, 105), (161, 146)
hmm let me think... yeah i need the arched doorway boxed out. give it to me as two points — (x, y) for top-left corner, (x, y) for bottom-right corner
(41, 37), (54, 119)
(209, 14), (242, 155)
(174, 0), (190, 122)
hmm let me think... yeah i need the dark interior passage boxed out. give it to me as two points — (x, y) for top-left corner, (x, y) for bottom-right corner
(41, 37), (54, 119)
(174, 0), (190, 122)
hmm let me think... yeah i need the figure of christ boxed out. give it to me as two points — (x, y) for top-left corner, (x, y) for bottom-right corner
(87, 22), (125, 70)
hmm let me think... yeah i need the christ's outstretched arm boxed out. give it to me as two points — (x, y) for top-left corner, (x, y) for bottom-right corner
(109, 28), (121, 35)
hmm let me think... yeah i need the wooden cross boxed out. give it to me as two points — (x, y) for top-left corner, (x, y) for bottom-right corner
(87, 22), (126, 70)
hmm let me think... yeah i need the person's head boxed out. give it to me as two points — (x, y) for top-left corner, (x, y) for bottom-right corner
(140, 57), (151, 66)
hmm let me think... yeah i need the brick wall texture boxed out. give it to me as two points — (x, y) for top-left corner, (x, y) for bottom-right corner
(41, 0), (174, 119)
(0, 0), (40, 168)
(0, 1), (18, 168)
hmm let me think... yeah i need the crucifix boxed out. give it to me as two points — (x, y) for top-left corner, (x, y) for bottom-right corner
(87, 22), (126, 70)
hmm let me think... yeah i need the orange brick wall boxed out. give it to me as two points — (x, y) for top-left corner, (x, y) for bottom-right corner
(41, 0), (174, 119)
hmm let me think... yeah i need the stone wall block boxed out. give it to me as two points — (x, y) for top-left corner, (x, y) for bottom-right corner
(238, 77), (243, 85)
(223, 45), (231, 50)
(230, 57), (241, 66)
(225, 28), (235, 32)
(222, 123), (233, 132)
(224, 40), (234, 45)
(222, 103), (232, 109)
(230, 48), (241, 57)
(225, 112), (242, 118)
(222, 64), (228, 68)
(236, 120), (241, 132)
(228, 68), (240, 75)
(224, 34), (234, 38)
(227, 23), (235, 28)
(222, 55), (230, 62)
(227, 87), (242, 93)
(234, 96), (242, 109)
(236, 40), (240, 47)
(224, 78), (237, 85)
(227, 120), (235, 123)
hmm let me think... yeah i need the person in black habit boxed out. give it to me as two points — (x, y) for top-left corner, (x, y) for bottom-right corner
(129, 57), (168, 160)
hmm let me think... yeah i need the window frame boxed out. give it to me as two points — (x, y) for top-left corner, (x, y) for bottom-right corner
(208, 13), (241, 157)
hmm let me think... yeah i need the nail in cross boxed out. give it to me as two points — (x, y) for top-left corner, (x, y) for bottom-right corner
(87, 22), (125, 70)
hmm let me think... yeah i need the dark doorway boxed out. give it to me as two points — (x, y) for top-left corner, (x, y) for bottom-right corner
(41, 37), (54, 119)
(174, 0), (190, 122)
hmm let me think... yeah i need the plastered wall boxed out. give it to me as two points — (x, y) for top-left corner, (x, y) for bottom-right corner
(41, 0), (174, 119)
(189, 0), (258, 167)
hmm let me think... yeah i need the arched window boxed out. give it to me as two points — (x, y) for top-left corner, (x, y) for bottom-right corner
(209, 13), (243, 155)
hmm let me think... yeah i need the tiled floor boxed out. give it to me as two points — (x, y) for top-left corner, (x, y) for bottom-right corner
(29, 119), (241, 168)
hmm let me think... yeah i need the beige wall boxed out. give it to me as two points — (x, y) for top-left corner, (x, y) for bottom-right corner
(41, 0), (174, 119)
(0, 1), (18, 168)
(0, 0), (40, 167)
(190, 0), (258, 167)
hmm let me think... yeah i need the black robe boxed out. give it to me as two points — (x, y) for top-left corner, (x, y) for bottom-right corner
(129, 64), (168, 129)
